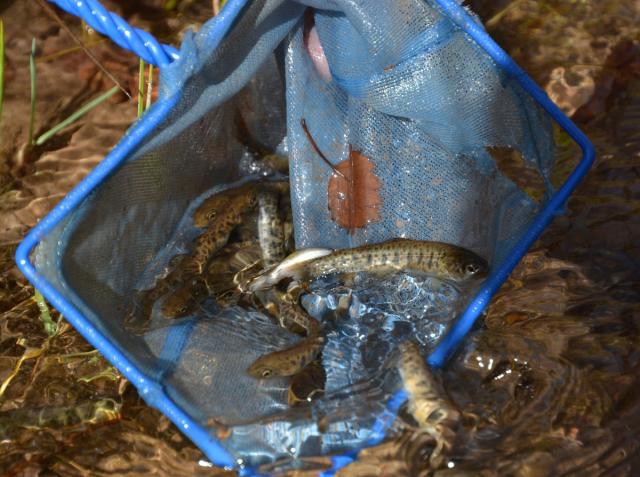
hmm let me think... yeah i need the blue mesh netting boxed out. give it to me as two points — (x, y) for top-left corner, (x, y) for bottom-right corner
(33, 0), (555, 473)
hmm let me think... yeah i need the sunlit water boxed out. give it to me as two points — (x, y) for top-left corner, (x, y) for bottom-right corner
(124, 182), (473, 471)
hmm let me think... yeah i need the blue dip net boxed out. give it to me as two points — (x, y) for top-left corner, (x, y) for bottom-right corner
(29, 0), (566, 474)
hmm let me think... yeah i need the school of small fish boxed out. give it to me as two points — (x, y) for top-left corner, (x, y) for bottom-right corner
(123, 136), (490, 469)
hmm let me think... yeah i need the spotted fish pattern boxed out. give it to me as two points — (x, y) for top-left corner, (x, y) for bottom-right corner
(161, 241), (262, 319)
(247, 336), (325, 379)
(396, 340), (460, 466)
(257, 190), (285, 268)
(303, 239), (489, 283)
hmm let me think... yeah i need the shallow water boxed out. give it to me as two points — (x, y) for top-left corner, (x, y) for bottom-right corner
(1, 0), (640, 476)
(123, 176), (475, 470)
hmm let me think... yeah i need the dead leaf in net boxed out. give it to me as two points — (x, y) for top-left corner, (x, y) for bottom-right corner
(327, 148), (382, 233)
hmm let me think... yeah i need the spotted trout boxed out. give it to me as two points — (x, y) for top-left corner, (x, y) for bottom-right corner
(127, 181), (287, 327)
(246, 286), (323, 378)
(249, 238), (488, 291)
(192, 183), (258, 229)
(247, 336), (325, 379)
(161, 241), (263, 319)
(246, 248), (333, 292)
(124, 254), (191, 329)
(273, 291), (321, 337)
(0, 398), (120, 439)
(257, 189), (286, 268)
(396, 340), (460, 466)
(187, 181), (289, 275)
(186, 193), (259, 275)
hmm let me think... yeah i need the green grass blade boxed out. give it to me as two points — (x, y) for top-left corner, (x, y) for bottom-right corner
(0, 19), (4, 125)
(28, 38), (36, 146)
(137, 58), (145, 118)
(34, 290), (57, 337)
(35, 85), (119, 146)
(145, 64), (154, 110)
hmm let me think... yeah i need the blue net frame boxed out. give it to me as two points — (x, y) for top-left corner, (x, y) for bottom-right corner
(16, 1), (595, 475)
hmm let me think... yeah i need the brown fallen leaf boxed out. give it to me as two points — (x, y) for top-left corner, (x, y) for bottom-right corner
(299, 119), (382, 234)
(327, 146), (382, 233)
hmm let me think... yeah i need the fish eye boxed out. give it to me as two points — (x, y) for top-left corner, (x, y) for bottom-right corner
(261, 369), (272, 378)
(207, 210), (216, 221)
(465, 263), (480, 275)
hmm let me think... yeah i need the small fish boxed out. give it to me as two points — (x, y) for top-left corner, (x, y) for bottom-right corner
(128, 181), (286, 325)
(246, 286), (322, 381)
(396, 340), (460, 466)
(186, 193), (260, 275)
(192, 183), (258, 229)
(281, 193), (295, 254)
(162, 242), (262, 319)
(264, 284), (321, 336)
(160, 277), (209, 318)
(276, 299), (321, 337)
(247, 336), (325, 379)
(257, 189), (285, 268)
(188, 181), (289, 275)
(251, 239), (488, 290)
(0, 399), (120, 439)
(125, 254), (191, 328)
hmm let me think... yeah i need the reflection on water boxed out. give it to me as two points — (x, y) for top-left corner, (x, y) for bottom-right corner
(1, 0), (640, 475)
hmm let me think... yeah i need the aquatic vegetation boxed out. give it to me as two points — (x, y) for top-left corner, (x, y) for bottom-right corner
(136, 58), (155, 117)
(35, 86), (119, 146)
(0, 337), (47, 398)
(28, 38), (36, 146)
(33, 289), (58, 336)
(137, 58), (145, 117)
(145, 63), (154, 110)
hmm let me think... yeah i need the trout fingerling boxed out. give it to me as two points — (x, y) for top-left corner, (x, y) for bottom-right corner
(161, 277), (208, 319)
(278, 301), (321, 337)
(247, 336), (325, 379)
(304, 239), (489, 283)
(257, 190), (285, 268)
(396, 341), (460, 465)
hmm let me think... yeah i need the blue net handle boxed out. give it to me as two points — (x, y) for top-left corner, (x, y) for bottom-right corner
(48, 0), (180, 67)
